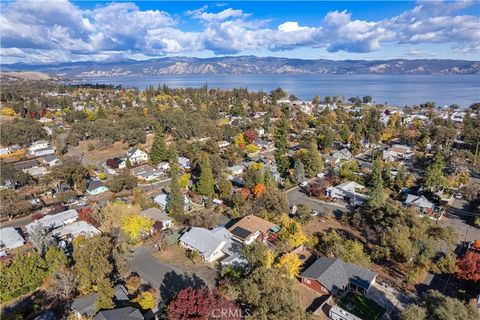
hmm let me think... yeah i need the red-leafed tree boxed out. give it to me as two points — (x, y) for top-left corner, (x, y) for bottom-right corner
(245, 129), (257, 144)
(456, 251), (480, 282)
(167, 286), (213, 320)
(78, 207), (98, 226)
(210, 290), (243, 320)
(239, 188), (251, 199)
(168, 286), (242, 320)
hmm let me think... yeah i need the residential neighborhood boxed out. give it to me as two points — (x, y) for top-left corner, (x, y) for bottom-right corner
(0, 78), (479, 320)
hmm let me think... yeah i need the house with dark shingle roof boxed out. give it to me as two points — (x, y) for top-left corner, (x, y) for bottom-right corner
(70, 285), (129, 318)
(299, 257), (377, 296)
(87, 180), (109, 195)
(93, 307), (143, 320)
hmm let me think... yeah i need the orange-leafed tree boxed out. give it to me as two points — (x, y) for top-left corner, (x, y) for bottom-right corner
(252, 183), (266, 198)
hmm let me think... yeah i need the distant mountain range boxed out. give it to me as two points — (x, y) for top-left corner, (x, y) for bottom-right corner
(3, 56), (479, 77)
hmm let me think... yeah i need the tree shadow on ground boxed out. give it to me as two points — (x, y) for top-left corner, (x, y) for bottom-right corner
(159, 271), (206, 303)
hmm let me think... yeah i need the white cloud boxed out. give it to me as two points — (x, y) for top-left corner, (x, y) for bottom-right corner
(1, 0), (478, 63)
(278, 21), (310, 32)
(191, 8), (248, 22)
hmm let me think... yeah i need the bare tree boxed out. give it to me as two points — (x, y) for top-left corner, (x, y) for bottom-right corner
(47, 268), (78, 301)
(152, 222), (168, 252)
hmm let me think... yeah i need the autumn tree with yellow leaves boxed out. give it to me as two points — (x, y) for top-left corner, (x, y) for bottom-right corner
(276, 252), (303, 279)
(121, 214), (153, 243)
(278, 214), (309, 249)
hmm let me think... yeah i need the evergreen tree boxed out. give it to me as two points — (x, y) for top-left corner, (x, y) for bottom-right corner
(306, 141), (323, 176)
(217, 178), (233, 200)
(96, 106), (107, 119)
(264, 169), (274, 188)
(382, 164), (392, 188)
(197, 153), (215, 196)
(244, 165), (264, 189)
(167, 151), (184, 216)
(274, 118), (289, 177)
(424, 151), (447, 192)
(395, 165), (408, 189)
(150, 127), (169, 165)
(294, 160), (305, 183)
(95, 278), (115, 312)
(367, 158), (386, 208)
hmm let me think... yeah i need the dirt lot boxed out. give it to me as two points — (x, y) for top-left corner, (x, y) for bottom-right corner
(294, 281), (328, 318)
(77, 133), (154, 161)
(303, 216), (366, 244)
(153, 245), (194, 266)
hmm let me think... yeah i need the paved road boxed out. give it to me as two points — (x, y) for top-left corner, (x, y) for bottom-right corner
(438, 215), (480, 243)
(138, 178), (172, 193)
(286, 186), (350, 216)
(128, 246), (210, 304)
(287, 184), (479, 243)
(0, 215), (33, 229)
(129, 246), (183, 289)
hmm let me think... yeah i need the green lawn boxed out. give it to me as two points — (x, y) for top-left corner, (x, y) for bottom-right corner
(337, 292), (385, 320)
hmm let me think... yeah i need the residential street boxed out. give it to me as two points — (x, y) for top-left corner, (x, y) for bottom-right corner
(128, 246), (213, 304)
(287, 185), (480, 243)
(286, 186), (350, 216)
(439, 215), (480, 243)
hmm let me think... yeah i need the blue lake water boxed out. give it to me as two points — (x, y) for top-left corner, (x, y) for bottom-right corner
(77, 74), (480, 107)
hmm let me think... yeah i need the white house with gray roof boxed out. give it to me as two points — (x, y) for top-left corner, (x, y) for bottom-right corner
(0, 227), (25, 252)
(53, 221), (100, 240)
(139, 207), (173, 230)
(179, 227), (243, 263)
(404, 194), (434, 213)
(26, 209), (78, 234)
(127, 148), (148, 165)
(327, 181), (368, 206)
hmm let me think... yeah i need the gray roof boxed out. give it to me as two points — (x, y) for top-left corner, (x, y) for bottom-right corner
(0, 227), (25, 250)
(87, 180), (106, 191)
(127, 147), (139, 157)
(332, 148), (353, 159)
(93, 307), (143, 320)
(300, 257), (377, 292)
(71, 285), (129, 317)
(13, 159), (39, 170)
(405, 194), (434, 209)
(40, 154), (59, 163)
(26, 209), (78, 233)
(139, 207), (172, 221)
(179, 227), (231, 257)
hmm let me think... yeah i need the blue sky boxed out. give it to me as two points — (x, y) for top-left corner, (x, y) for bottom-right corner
(1, 0), (479, 63)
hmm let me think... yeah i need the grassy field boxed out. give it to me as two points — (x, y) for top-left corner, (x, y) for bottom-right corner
(337, 292), (385, 320)
(77, 133), (154, 161)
